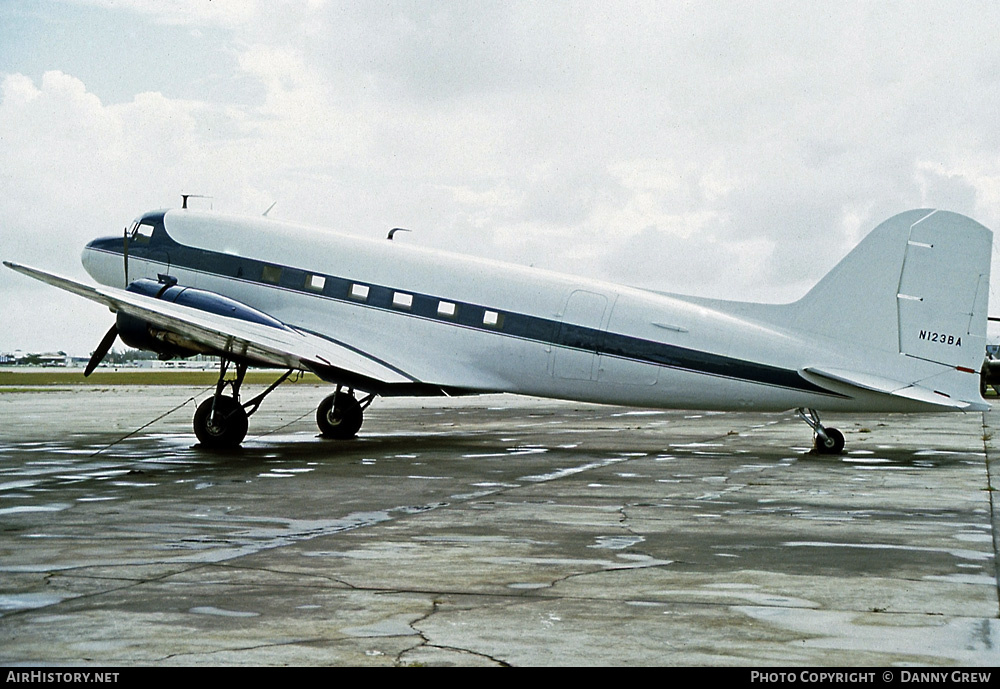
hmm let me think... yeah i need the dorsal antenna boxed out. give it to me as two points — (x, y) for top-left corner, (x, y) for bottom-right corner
(181, 194), (211, 209)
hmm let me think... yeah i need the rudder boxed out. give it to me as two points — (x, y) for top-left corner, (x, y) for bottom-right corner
(896, 210), (991, 371)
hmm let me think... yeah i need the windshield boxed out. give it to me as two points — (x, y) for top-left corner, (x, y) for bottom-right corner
(130, 221), (155, 243)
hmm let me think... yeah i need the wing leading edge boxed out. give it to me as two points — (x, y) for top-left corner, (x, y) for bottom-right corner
(3, 262), (444, 395)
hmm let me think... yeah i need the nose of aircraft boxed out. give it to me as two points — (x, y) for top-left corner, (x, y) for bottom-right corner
(82, 235), (126, 287)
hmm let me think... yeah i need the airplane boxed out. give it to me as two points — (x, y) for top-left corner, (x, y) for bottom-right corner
(4, 205), (993, 453)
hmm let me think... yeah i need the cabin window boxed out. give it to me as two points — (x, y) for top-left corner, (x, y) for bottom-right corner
(349, 283), (370, 301)
(306, 274), (326, 292)
(261, 265), (282, 284)
(483, 310), (504, 328)
(392, 292), (414, 310)
(437, 301), (457, 319)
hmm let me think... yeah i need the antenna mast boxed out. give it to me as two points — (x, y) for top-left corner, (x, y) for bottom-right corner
(181, 194), (210, 209)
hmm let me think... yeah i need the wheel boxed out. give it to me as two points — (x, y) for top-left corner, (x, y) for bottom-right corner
(814, 427), (845, 455)
(194, 396), (248, 449)
(316, 392), (363, 439)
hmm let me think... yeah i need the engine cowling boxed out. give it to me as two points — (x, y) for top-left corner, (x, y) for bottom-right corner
(117, 277), (288, 360)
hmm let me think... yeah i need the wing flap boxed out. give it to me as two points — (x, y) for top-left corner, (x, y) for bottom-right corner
(4, 262), (415, 388)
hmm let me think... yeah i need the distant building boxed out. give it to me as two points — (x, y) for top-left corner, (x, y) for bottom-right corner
(1, 350), (73, 366)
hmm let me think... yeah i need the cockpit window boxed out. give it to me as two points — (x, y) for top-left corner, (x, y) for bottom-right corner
(131, 222), (155, 244)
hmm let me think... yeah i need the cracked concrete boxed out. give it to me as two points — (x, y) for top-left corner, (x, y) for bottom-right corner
(0, 385), (997, 665)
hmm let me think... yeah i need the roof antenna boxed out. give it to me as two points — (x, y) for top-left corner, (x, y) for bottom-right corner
(181, 194), (210, 209)
(262, 201), (277, 217)
(387, 228), (411, 241)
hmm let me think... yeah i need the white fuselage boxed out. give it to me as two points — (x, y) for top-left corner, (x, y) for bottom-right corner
(80, 209), (970, 413)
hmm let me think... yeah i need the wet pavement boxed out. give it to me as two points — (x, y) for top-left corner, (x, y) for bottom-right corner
(0, 384), (997, 666)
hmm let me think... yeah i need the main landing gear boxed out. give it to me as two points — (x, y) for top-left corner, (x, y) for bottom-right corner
(796, 407), (845, 455)
(193, 364), (376, 449)
(316, 386), (375, 440)
(193, 359), (293, 449)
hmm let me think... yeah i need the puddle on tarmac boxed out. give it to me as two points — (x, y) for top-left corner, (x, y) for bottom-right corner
(924, 573), (996, 586)
(520, 457), (627, 482)
(953, 531), (992, 543)
(589, 535), (645, 550)
(652, 583), (818, 609)
(0, 503), (72, 516)
(0, 480), (41, 491)
(189, 606), (259, 618)
(0, 593), (70, 613)
(913, 449), (984, 458)
(735, 606), (999, 664)
(485, 553), (672, 570)
(463, 447), (549, 459)
(783, 541), (992, 562)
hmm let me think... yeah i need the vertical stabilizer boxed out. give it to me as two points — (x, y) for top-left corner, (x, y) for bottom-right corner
(791, 209), (992, 373)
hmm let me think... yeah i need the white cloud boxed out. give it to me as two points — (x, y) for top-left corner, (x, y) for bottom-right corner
(65, 0), (265, 30)
(3, 1), (1000, 354)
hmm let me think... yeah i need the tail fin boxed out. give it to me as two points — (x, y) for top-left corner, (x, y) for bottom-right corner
(790, 209), (992, 373)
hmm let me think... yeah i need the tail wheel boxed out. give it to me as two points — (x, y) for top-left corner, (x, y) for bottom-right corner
(798, 408), (846, 455)
(317, 392), (364, 439)
(814, 427), (845, 455)
(194, 396), (249, 449)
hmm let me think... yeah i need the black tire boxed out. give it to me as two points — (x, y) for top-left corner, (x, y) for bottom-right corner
(316, 392), (363, 439)
(194, 396), (249, 449)
(814, 427), (845, 455)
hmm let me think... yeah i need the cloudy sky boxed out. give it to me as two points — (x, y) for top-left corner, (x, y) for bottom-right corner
(2, 0), (999, 356)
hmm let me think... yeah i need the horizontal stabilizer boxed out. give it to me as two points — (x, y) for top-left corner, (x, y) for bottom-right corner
(802, 366), (987, 411)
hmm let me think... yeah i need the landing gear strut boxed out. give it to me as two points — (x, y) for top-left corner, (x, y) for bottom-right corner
(796, 407), (845, 455)
(317, 386), (374, 439)
(193, 359), (293, 449)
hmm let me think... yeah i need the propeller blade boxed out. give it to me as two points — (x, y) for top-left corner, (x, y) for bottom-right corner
(122, 228), (129, 285)
(84, 324), (119, 377)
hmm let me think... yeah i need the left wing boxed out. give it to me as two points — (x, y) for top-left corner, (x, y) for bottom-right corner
(4, 261), (438, 394)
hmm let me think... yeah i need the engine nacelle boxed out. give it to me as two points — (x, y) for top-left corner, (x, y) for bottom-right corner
(117, 277), (288, 360)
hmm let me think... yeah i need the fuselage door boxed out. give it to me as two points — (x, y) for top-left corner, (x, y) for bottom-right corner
(551, 290), (608, 380)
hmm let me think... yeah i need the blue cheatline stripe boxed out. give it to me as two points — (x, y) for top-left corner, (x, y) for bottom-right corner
(91, 217), (841, 398)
